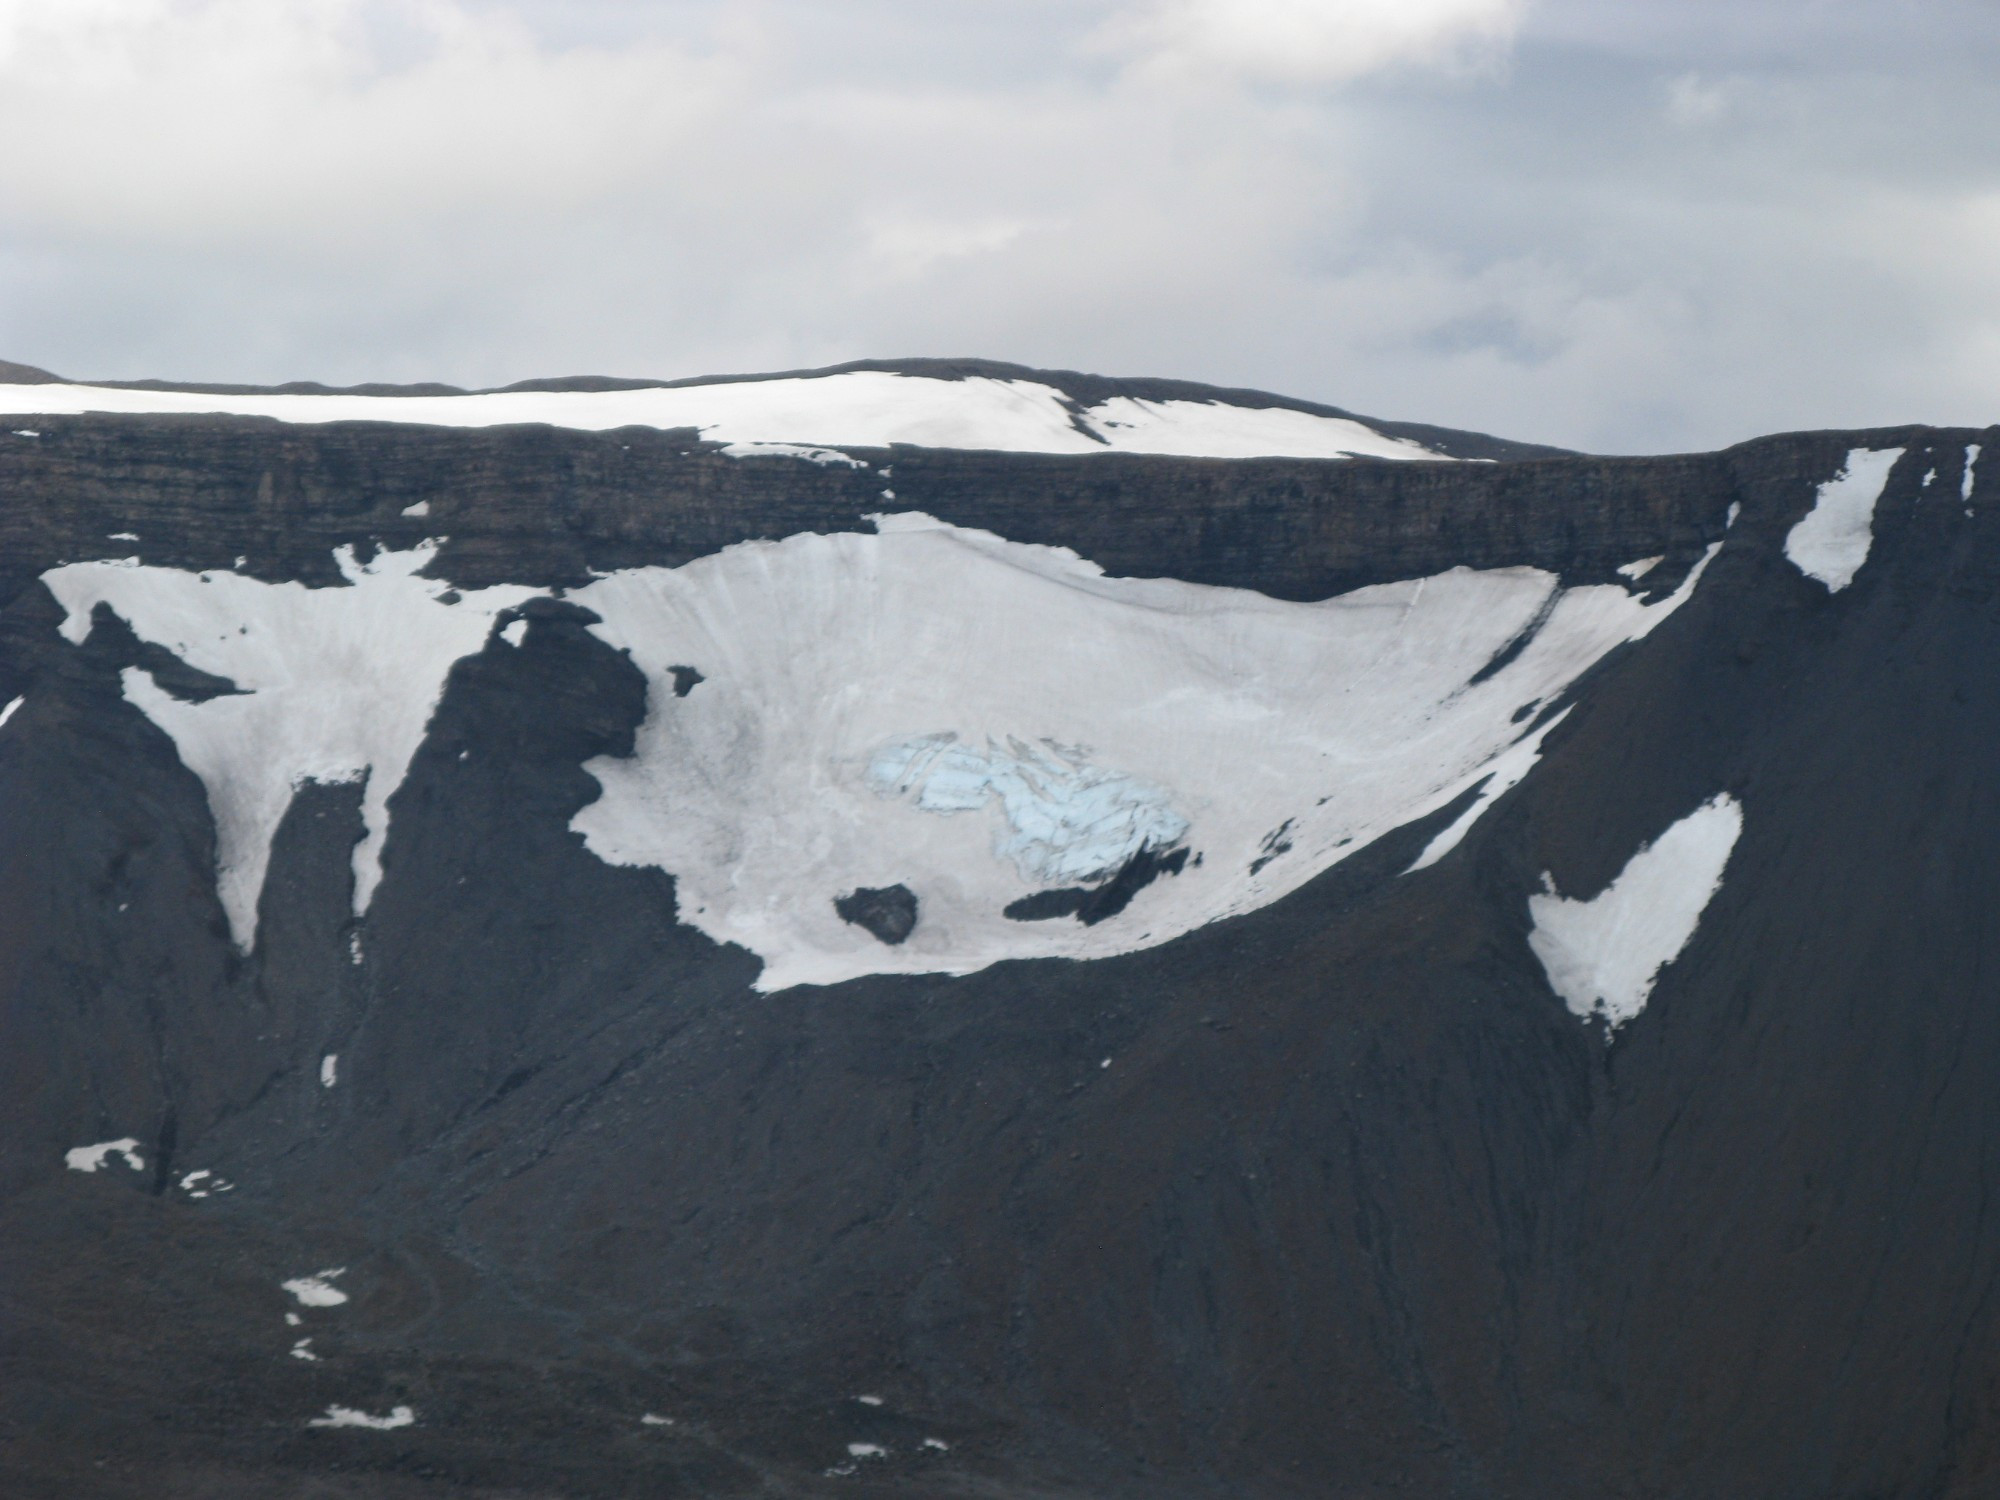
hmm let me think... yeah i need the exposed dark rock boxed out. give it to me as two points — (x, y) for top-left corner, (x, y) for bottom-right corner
(835, 884), (919, 944)
(1005, 843), (1192, 925)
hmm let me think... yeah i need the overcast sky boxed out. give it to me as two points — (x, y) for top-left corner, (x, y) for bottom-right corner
(0, 0), (1995, 452)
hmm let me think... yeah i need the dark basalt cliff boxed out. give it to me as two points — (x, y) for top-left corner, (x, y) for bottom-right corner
(3, 401), (2000, 1500)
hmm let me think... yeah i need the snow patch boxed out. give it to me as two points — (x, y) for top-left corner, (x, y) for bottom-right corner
(570, 516), (1716, 990)
(1528, 793), (1743, 1029)
(719, 441), (866, 467)
(641, 1413), (674, 1427)
(1077, 396), (1439, 460)
(108, 531), (139, 542)
(0, 695), (21, 730)
(848, 1443), (889, 1459)
(0, 372), (1450, 461)
(500, 618), (528, 648)
(282, 1268), (349, 1307)
(1967, 445), (1983, 504)
(291, 1338), (318, 1361)
(923, 1438), (950, 1452)
(400, 501), (430, 517)
(1616, 555), (1663, 582)
(320, 1054), (339, 1088)
(65, 1138), (144, 1173)
(854, 1395), (885, 1407)
(309, 1405), (414, 1430)
(12, 428), (38, 437)
(1785, 448), (1904, 592)
(41, 543), (538, 951)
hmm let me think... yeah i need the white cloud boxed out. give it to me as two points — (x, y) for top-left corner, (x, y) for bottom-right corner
(1099, 0), (1528, 86)
(0, 0), (1995, 453)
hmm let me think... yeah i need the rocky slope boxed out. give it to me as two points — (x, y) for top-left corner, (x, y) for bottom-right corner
(0, 361), (1995, 1499)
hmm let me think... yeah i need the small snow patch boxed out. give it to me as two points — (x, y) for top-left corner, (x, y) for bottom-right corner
(12, 428), (38, 437)
(65, 1138), (144, 1173)
(290, 1338), (318, 1361)
(400, 501), (430, 518)
(309, 1404), (413, 1430)
(0, 695), (22, 730)
(922, 1437), (950, 1452)
(854, 1394), (884, 1407)
(719, 441), (865, 468)
(1785, 448), (1904, 591)
(108, 531), (139, 542)
(348, 931), (364, 966)
(847, 1443), (889, 1459)
(641, 1413), (674, 1427)
(1616, 555), (1663, 582)
(320, 1053), (339, 1088)
(1967, 445), (1984, 504)
(500, 618), (528, 648)
(282, 1268), (349, 1307)
(1529, 794), (1743, 1029)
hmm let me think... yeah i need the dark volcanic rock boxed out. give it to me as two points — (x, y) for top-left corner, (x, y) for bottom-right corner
(1, 381), (1997, 1500)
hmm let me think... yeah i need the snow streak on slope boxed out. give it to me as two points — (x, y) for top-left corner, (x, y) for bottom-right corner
(571, 515), (1717, 990)
(1528, 794), (1744, 1029)
(42, 546), (537, 950)
(0, 373), (1444, 461)
(1785, 448), (1904, 592)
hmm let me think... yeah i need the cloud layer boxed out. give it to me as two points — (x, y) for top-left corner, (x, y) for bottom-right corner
(0, 0), (1994, 452)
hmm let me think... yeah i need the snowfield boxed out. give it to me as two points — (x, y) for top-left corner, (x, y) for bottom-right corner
(40, 510), (1717, 990)
(0, 371), (1445, 461)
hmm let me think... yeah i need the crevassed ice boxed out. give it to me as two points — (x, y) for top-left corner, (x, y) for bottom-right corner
(571, 514), (1718, 990)
(1528, 793), (1744, 1029)
(0, 372), (1445, 461)
(41, 543), (537, 951)
(866, 734), (1189, 885)
(1785, 447), (1904, 591)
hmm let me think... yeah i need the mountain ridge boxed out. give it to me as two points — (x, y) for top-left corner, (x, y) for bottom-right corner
(0, 374), (1995, 1498)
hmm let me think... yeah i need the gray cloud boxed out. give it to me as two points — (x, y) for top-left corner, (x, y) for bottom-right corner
(0, 0), (1994, 453)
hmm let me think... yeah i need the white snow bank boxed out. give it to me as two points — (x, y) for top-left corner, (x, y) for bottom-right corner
(1785, 448), (1903, 592)
(45, 515), (1715, 993)
(65, 1138), (144, 1173)
(572, 515), (1717, 990)
(320, 1053), (339, 1088)
(309, 1405), (414, 1430)
(1528, 793), (1743, 1029)
(42, 543), (537, 951)
(282, 1268), (349, 1307)
(1967, 445), (1983, 504)
(0, 695), (21, 730)
(0, 372), (1446, 461)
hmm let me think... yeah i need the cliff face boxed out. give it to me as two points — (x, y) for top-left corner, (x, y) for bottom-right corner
(1, 379), (1997, 1500)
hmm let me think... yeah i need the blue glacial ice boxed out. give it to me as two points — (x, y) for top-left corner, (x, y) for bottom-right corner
(867, 734), (1189, 886)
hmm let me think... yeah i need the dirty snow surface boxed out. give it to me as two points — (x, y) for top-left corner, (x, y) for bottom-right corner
(0, 371), (1445, 460)
(39, 518), (1714, 991)
(1528, 794), (1744, 1028)
(1785, 448), (1904, 591)
(42, 544), (537, 950)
